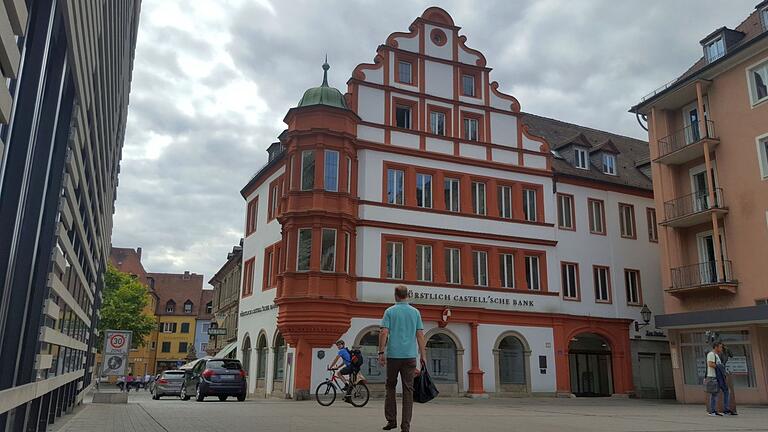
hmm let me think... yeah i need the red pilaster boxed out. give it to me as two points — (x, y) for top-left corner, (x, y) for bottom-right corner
(467, 322), (485, 395)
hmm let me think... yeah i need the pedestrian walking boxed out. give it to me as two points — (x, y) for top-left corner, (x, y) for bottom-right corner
(718, 346), (738, 415)
(706, 342), (728, 416)
(144, 374), (151, 391)
(378, 285), (427, 432)
(125, 373), (134, 393)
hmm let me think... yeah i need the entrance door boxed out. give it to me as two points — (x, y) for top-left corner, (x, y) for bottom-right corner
(692, 171), (709, 212)
(568, 333), (613, 397)
(682, 100), (707, 144)
(659, 354), (676, 399)
(638, 354), (659, 398)
(697, 233), (717, 284)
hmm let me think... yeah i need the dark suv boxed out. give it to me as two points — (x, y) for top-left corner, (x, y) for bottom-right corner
(180, 358), (247, 402)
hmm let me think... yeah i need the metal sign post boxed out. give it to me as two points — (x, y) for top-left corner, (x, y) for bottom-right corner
(102, 330), (133, 376)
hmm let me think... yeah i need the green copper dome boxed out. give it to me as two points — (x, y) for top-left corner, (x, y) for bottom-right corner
(296, 59), (349, 110)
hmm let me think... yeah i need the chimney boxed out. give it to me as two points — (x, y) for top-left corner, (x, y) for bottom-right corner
(183, 270), (190, 280)
(136, 247), (142, 260)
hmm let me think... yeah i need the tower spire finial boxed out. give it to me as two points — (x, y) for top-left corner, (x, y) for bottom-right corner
(322, 54), (330, 87)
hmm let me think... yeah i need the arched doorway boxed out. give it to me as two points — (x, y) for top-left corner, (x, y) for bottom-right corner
(494, 333), (530, 394)
(272, 332), (286, 394)
(356, 328), (385, 383)
(241, 335), (252, 377)
(426, 332), (462, 395)
(255, 332), (268, 396)
(568, 333), (613, 397)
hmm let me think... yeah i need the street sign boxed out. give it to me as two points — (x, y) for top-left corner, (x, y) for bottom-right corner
(102, 330), (132, 376)
(208, 327), (227, 336)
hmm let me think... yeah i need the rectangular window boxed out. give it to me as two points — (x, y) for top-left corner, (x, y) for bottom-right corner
(387, 169), (405, 205)
(416, 244), (432, 282)
(184, 302), (192, 313)
(344, 232), (351, 274)
(525, 256), (540, 291)
(416, 173), (433, 208)
(462, 74), (475, 96)
(297, 228), (312, 272)
(557, 193), (574, 230)
(624, 269), (641, 305)
(264, 250), (274, 287)
(161, 342), (171, 353)
(594, 266), (611, 303)
(619, 203), (636, 239)
(324, 150), (339, 192)
(523, 188), (537, 222)
(588, 199), (606, 234)
(385, 242), (404, 279)
(574, 148), (588, 169)
(646, 208), (658, 242)
(471, 181), (486, 215)
(445, 248), (461, 284)
(320, 228), (337, 272)
(162, 322), (176, 333)
(398, 61), (412, 84)
(246, 198), (258, 235)
(181, 322), (190, 334)
(269, 183), (279, 220)
(242, 258), (255, 297)
(301, 150), (315, 191)
(757, 135), (768, 179)
(444, 178), (460, 212)
(346, 156), (352, 192)
(500, 253), (515, 288)
(749, 61), (768, 105)
(463, 118), (479, 141)
(472, 251), (488, 286)
(603, 154), (616, 175)
(179, 342), (188, 353)
(680, 331), (757, 388)
(430, 111), (446, 136)
(705, 37), (725, 62)
(395, 105), (412, 129)
(497, 185), (512, 219)
(561, 262), (579, 300)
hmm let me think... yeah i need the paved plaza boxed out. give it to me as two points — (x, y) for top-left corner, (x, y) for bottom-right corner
(52, 388), (768, 432)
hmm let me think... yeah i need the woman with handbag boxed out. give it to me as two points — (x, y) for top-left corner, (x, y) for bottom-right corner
(705, 342), (727, 416)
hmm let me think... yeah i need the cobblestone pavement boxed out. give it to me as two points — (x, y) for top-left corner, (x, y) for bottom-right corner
(53, 389), (768, 432)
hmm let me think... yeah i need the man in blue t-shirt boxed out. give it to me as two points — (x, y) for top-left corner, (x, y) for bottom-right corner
(329, 340), (353, 394)
(378, 285), (427, 432)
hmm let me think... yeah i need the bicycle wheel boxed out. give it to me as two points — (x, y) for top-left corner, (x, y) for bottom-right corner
(349, 382), (370, 407)
(315, 381), (336, 406)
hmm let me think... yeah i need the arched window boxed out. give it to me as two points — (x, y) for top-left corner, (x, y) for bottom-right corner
(499, 336), (525, 385)
(183, 300), (193, 313)
(165, 300), (175, 313)
(242, 336), (252, 375)
(256, 333), (268, 379)
(426, 333), (458, 383)
(358, 330), (385, 382)
(273, 333), (286, 380)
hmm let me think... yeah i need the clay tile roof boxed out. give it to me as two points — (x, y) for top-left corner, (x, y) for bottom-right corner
(109, 247), (147, 280)
(149, 272), (205, 316)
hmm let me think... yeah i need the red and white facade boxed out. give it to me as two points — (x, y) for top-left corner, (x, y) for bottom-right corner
(237, 8), (667, 399)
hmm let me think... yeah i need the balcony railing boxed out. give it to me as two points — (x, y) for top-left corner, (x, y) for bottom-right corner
(669, 260), (736, 291)
(663, 188), (724, 222)
(657, 120), (716, 159)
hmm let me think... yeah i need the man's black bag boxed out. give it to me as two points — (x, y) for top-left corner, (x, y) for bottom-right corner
(413, 360), (439, 403)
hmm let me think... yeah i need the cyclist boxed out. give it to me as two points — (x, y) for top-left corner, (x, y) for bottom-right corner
(328, 340), (354, 398)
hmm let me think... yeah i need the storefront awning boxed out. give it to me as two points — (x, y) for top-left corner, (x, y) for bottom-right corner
(214, 341), (238, 359)
(656, 304), (768, 329)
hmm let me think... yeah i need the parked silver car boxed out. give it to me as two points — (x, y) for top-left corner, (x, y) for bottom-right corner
(151, 370), (186, 399)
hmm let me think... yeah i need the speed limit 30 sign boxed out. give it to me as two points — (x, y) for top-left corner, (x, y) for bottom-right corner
(104, 330), (132, 355)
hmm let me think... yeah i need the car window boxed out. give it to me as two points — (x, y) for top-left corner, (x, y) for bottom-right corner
(162, 372), (185, 379)
(207, 359), (242, 370)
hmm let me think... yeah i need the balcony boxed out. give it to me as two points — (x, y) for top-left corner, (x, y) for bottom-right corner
(660, 188), (728, 228)
(655, 120), (719, 165)
(667, 260), (738, 296)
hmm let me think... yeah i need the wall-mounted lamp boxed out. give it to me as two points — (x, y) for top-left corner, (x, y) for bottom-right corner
(634, 304), (652, 332)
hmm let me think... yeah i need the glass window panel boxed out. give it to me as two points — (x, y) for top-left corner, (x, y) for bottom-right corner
(472, 251), (488, 286)
(395, 105), (411, 129)
(500, 254), (515, 288)
(387, 169), (404, 205)
(324, 150), (339, 192)
(416, 245), (432, 282)
(525, 256), (540, 290)
(497, 185), (512, 219)
(297, 228), (312, 271)
(444, 178), (460, 212)
(430, 111), (446, 136)
(386, 242), (403, 279)
(416, 174), (433, 208)
(398, 61), (412, 83)
(462, 74), (475, 96)
(472, 182), (486, 215)
(463, 118), (478, 141)
(320, 228), (336, 272)
(301, 150), (315, 191)
(445, 248), (461, 284)
(523, 189), (537, 222)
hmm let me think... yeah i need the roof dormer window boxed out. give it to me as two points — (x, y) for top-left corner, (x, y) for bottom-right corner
(704, 36), (725, 63)
(574, 148), (588, 170)
(602, 153), (617, 175)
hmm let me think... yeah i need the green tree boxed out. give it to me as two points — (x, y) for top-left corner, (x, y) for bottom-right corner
(98, 264), (156, 349)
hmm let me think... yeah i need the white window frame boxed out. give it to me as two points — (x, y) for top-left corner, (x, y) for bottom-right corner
(472, 251), (488, 286)
(344, 232), (351, 273)
(498, 185), (512, 219)
(324, 150), (339, 192)
(704, 36), (725, 63)
(320, 228), (337, 272)
(430, 111), (446, 136)
(265, 250), (273, 286)
(162, 322), (175, 333)
(619, 204), (636, 239)
(398, 60), (412, 84)
(589, 199), (605, 234)
(386, 242), (404, 280)
(647, 208), (658, 242)
(416, 173), (433, 208)
(270, 184), (279, 217)
(594, 266), (610, 303)
(416, 244), (432, 282)
(625, 269), (641, 305)
(747, 57), (768, 107)
(602, 153), (616, 175)
(523, 188), (537, 222)
(346, 156), (352, 192)
(387, 169), (405, 205)
(574, 147), (588, 169)
(758, 133), (768, 180)
(444, 178), (460, 212)
(445, 248), (461, 284)
(525, 256), (540, 291)
(296, 228), (312, 272)
(462, 74), (475, 97)
(463, 118), (479, 141)
(471, 181), (486, 215)
(557, 194), (574, 229)
(562, 263), (579, 300)
(300, 150), (315, 191)
(500, 253), (515, 288)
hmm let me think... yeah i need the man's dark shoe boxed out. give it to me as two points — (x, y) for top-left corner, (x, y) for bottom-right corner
(382, 423), (397, 430)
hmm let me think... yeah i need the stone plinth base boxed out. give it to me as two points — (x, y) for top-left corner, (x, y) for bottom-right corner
(92, 392), (128, 404)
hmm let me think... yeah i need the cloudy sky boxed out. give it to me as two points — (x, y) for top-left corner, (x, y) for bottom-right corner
(112, 0), (756, 284)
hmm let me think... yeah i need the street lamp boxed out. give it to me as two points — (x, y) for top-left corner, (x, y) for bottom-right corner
(634, 304), (652, 332)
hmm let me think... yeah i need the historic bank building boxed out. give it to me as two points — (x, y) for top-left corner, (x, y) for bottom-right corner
(237, 8), (671, 399)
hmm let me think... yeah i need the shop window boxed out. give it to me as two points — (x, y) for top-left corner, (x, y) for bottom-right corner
(359, 330), (385, 383)
(416, 173), (433, 208)
(680, 331), (756, 388)
(426, 334), (458, 383)
(416, 244), (432, 282)
(274, 334), (286, 380)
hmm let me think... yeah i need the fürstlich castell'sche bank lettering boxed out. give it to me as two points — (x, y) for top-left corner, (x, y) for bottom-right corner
(0, 1), (141, 430)
(238, 8), (669, 400)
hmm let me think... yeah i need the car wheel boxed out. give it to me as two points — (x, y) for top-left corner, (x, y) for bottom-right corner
(237, 393), (246, 402)
(180, 386), (190, 401)
(195, 385), (205, 402)
(218, 396), (227, 402)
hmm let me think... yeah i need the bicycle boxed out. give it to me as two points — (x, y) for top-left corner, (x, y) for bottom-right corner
(315, 367), (369, 407)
